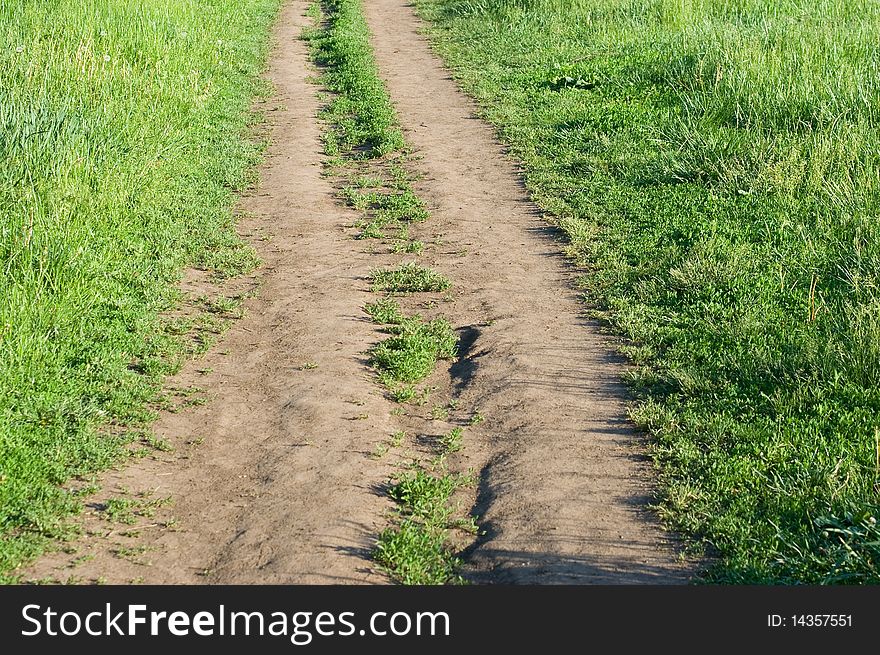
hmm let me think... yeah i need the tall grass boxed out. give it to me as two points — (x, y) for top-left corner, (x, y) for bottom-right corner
(418, 0), (880, 582)
(0, 0), (280, 579)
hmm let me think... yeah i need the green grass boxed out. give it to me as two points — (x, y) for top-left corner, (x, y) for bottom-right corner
(0, 0), (281, 580)
(371, 313), (458, 383)
(364, 297), (407, 324)
(417, 0), (880, 583)
(304, 1), (429, 251)
(309, 0), (475, 585)
(375, 519), (461, 585)
(344, 187), (430, 240)
(438, 427), (463, 454)
(375, 467), (474, 584)
(371, 262), (451, 293)
(304, 0), (404, 157)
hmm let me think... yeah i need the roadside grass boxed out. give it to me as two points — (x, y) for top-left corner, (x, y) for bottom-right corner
(0, 0), (281, 580)
(417, 0), (880, 583)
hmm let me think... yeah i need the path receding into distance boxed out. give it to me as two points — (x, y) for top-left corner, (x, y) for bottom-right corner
(25, 0), (693, 584)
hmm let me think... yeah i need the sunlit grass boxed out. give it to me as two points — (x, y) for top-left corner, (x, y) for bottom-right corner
(418, 0), (880, 583)
(0, 0), (281, 579)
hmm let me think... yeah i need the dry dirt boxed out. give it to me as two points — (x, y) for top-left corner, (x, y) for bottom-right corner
(23, 0), (694, 584)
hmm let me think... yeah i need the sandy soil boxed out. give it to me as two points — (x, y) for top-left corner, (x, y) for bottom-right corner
(23, 0), (694, 584)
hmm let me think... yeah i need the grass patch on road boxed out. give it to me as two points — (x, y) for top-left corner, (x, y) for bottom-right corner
(371, 262), (451, 293)
(366, 298), (457, 385)
(376, 467), (474, 585)
(372, 317), (458, 384)
(304, 0), (403, 157)
(0, 0), (281, 580)
(418, 0), (880, 583)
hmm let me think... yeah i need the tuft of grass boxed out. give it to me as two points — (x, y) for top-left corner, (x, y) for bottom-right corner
(101, 494), (171, 526)
(438, 427), (463, 455)
(0, 0), (281, 579)
(390, 430), (407, 447)
(366, 298), (457, 386)
(417, 0), (880, 583)
(431, 405), (450, 421)
(372, 318), (457, 383)
(102, 499), (139, 525)
(371, 262), (451, 293)
(375, 521), (462, 585)
(364, 297), (407, 325)
(375, 468), (473, 585)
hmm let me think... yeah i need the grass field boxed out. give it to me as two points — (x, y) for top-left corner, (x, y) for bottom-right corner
(417, 0), (880, 583)
(0, 0), (280, 579)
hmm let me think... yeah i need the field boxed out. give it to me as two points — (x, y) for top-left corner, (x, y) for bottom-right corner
(416, 0), (880, 582)
(0, 0), (280, 577)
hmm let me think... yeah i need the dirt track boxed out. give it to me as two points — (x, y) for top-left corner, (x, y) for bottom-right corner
(24, 0), (692, 584)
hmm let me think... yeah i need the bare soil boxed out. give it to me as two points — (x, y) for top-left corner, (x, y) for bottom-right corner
(23, 0), (694, 584)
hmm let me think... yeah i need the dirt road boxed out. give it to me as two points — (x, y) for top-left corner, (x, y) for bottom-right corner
(25, 0), (692, 584)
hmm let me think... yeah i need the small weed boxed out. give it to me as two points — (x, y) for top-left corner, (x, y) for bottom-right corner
(364, 298), (406, 325)
(390, 384), (417, 403)
(201, 295), (242, 316)
(102, 499), (138, 525)
(101, 495), (171, 524)
(113, 545), (153, 565)
(146, 434), (173, 453)
(71, 554), (96, 568)
(375, 522), (462, 585)
(439, 428), (463, 455)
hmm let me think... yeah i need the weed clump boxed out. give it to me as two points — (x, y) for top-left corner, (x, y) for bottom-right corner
(371, 262), (451, 293)
(372, 317), (457, 383)
(375, 469), (474, 585)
